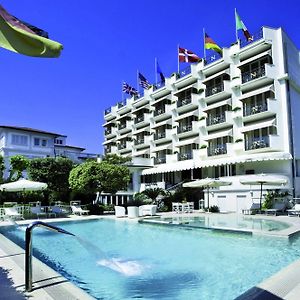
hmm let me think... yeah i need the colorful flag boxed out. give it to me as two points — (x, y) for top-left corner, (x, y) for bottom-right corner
(138, 72), (151, 89)
(235, 10), (252, 41)
(156, 60), (165, 83)
(0, 5), (63, 57)
(122, 82), (138, 96)
(178, 47), (200, 63)
(205, 33), (222, 55)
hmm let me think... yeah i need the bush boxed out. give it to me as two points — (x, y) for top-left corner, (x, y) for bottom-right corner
(86, 203), (104, 215)
(209, 205), (220, 213)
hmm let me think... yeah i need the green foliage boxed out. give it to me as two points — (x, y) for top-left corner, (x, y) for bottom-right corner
(86, 203), (104, 215)
(102, 154), (131, 165)
(262, 190), (291, 209)
(69, 160), (130, 195)
(28, 157), (74, 201)
(209, 205), (220, 213)
(9, 155), (29, 180)
(133, 192), (151, 204)
(141, 188), (166, 202)
(0, 155), (5, 183)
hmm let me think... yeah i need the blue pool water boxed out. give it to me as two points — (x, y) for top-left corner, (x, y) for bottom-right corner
(1, 219), (300, 300)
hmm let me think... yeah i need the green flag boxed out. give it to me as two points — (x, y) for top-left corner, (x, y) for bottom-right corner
(235, 10), (252, 41)
(0, 5), (63, 58)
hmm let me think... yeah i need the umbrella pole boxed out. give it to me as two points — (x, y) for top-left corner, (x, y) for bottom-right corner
(207, 187), (209, 211)
(259, 183), (263, 211)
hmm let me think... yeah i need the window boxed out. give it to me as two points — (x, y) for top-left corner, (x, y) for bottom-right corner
(12, 134), (28, 146)
(34, 138), (40, 146)
(55, 139), (63, 145)
(34, 138), (48, 147)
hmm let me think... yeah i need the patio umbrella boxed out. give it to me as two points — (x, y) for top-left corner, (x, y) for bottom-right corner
(239, 174), (287, 210)
(183, 178), (232, 210)
(0, 178), (48, 192)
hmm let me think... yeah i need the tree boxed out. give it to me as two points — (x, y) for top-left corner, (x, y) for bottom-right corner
(0, 155), (5, 183)
(27, 157), (74, 201)
(142, 187), (166, 202)
(9, 155), (29, 180)
(101, 153), (131, 165)
(69, 160), (130, 195)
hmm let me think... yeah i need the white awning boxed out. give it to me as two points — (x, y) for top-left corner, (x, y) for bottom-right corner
(142, 160), (195, 175)
(202, 69), (230, 83)
(240, 119), (276, 133)
(132, 126), (150, 135)
(238, 50), (272, 67)
(151, 118), (172, 129)
(175, 110), (199, 121)
(203, 98), (232, 112)
(174, 137), (200, 147)
(239, 84), (274, 101)
(133, 148), (150, 156)
(204, 129), (233, 141)
(151, 143), (173, 152)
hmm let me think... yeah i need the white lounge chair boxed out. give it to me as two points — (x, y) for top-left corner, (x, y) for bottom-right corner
(4, 207), (24, 220)
(51, 206), (69, 217)
(139, 205), (157, 216)
(242, 203), (260, 215)
(71, 205), (89, 216)
(264, 202), (287, 216)
(287, 204), (300, 217)
(114, 206), (126, 218)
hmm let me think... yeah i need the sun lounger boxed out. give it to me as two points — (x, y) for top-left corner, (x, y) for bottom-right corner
(139, 205), (157, 216)
(71, 205), (89, 216)
(4, 207), (24, 220)
(51, 206), (69, 217)
(242, 203), (260, 215)
(115, 206), (126, 218)
(287, 204), (300, 217)
(30, 206), (47, 219)
(264, 202), (286, 216)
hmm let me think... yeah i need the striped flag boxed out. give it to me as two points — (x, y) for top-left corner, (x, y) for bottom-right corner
(138, 72), (151, 89)
(235, 10), (252, 41)
(204, 33), (222, 55)
(0, 5), (63, 57)
(122, 82), (138, 96)
(178, 47), (200, 63)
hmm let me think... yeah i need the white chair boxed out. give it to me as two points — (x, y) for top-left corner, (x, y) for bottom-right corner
(172, 203), (180, 213)
(115, 206), (126, 218)
(139, 205), (157, 216)
(71, 205), (89, 216)
(287, 204), (300, 217)
(128, 206), (139, 218)
(4, 207), (24, 220)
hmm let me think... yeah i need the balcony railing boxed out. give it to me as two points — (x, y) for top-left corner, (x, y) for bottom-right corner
(134, 115), (144, 124)
(118, 123), (127, 130)
(177, 97), (192, 107)
(134, 138), (144, 145)
(104, 107), (111, 115)
(117, 100), (126, 109)
(154, 107), (165, 116)
(154, 80), (165, 90)
(243, 103), (268, 116)
(207, 113), (226, 126)
(178, 152), (192, 161)
(205, 83), (224, 97)
(104, 129), (112, 135)
(208, 144), (227, 156)
(118, 143), (127, 150)
(154, 157), (166, 164)
(179, 66), (191, 77)
(154, 132), (166, 140)
(240, 28), (263, 48)
(242, 65), (266, 83)
(177, 124), (192, 134)
(204, 54), (222, 66)
(245, 136), (270, 150)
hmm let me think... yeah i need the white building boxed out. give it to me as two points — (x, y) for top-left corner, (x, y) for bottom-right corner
(0, 125), (98, 178)
(102, 26), (300, 212)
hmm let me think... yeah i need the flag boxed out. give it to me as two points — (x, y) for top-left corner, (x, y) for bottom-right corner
(122, 82), (138, 96)
(235, 10), (252, 41)
(138, 72), (151, 89)
(0, 5), (63, 57)
(205, 33), (222, 55)
(178, 47), (200, 63)
(156, 60), (165, 83)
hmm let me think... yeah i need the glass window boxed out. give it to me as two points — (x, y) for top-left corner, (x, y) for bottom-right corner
(12, 134), (28, 146)
(42, 139), (47, 147)
(34, 138), (40, 146)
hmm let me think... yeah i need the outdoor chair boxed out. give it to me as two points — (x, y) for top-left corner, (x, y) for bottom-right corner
(30, 206), (47, 219)
(139, 205), (157, 216)
(242, 203), (260, 215)
(71, 205), (89, 216)
(263, 202), (287, 216)
(114, 206), (126, 218)
(4, 207), (24, 220)
(51, 206), (69, 217)
(287, 204), (300, 217)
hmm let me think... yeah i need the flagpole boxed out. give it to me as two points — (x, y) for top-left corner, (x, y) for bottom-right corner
(203, 28), (206, 59)
(121, 80), (124, 101)
(155, 57), (158, 85)
(177, 44), (180, 74)
(136, 69), (139, 95)
(235, 8), (238, 42)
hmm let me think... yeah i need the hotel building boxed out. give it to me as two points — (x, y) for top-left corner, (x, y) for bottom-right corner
(102, 26), (300, 212)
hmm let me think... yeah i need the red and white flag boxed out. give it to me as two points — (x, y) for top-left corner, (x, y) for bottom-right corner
(178, 47), (201, 63)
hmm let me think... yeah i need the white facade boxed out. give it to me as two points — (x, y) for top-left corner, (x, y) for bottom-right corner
(102, 27), (300, 212)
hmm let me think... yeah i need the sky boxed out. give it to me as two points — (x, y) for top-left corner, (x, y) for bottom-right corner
(0, 0), (299, 154)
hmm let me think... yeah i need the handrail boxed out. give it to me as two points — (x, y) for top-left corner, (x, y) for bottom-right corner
(25, 221), (75, 292)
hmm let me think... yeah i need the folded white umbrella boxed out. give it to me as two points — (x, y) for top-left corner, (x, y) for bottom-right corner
(0, 178), (48, 192)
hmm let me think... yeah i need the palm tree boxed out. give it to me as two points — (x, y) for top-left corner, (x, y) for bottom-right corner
(142, 187), (166, 203)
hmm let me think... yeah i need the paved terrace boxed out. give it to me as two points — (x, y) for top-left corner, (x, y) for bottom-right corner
(1, 213), (300, 299)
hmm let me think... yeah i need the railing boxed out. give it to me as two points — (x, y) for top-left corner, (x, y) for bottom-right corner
(118, 123), (127, 130)
(177, 97), (192, 107)
(154, 157), (166, 164)
(208, 144), (227, 156)
(154, 80), (165, 89)
(178, 152), (193, 161)
(240, 28), (264, 48)
(118, 143), (127, 150)
(177, 124), (192, 133)
(207, 113), (226, 126)
(134, 115), (144, 124)
(78, 153), (99, 160)
(105, 129), (112, 135)
(134, 90), (144, 100)
(134, 138), (144, 145)
(242, 65), (266, 83)
(243, 103), (268, 116)
(204, 54), (222, 66)
(117, 100), (127, 109)
(154, 131), (166, 140)
(245, 136), (270, 150)
(104, 107), (111, 115)
(154, 107), (165, 116)
(205, 82), (224, 97)
(179, 66), (191, 77)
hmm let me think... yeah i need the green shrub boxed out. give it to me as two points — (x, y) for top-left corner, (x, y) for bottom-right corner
(209, 205), (220, 213)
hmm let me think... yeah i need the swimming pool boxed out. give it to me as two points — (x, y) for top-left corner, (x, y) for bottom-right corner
(1, 219), (300, 300)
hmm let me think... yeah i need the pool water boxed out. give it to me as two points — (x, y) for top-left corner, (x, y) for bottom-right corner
(1, 219), (300, 300)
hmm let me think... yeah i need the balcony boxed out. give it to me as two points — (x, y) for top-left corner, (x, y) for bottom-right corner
(240, 28), (263, 48)
(154, 157), (166, 164)
(208, 144), (227, 156)
(204, 80), (231, 103)
(105, 128), (112, 135)
(154, 107), (165, 117)
(245, 136), (269, 151)
(154, 80), (165, 90)
(134, 138), (145, 145)
(205, 82), (224, 97)
(206, 111), (233, 131)
(207, 113), (225, 126)
(178, 152), (193, 161)
(134, 115), (144, 124)
(117, 120), (132, 134)
(117, 100), (127, 109)
(242, 99), (277, 122)
(177, 124), (192, 134)
(154, 131), (166, 140)
(133, 113), (151, 128)
(104, 107), (111, 115)
(117, 141), (132, 153)
(242, 65), (266, 83)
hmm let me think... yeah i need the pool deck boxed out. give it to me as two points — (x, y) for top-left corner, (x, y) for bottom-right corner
(1, 213), (300, 299)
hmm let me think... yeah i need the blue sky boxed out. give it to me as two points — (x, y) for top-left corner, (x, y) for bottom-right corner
(0, 0), (299, 153)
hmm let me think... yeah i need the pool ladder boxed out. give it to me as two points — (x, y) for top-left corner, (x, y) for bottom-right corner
(25, 221), (75, 292)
